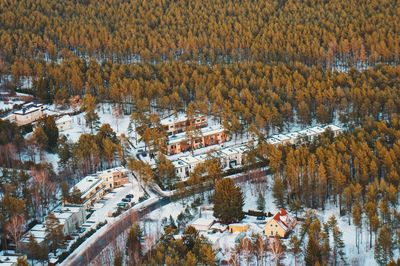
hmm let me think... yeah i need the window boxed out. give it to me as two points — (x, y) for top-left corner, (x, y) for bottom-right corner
(276, 231), (278, 235)
(271, 231), (273, 235)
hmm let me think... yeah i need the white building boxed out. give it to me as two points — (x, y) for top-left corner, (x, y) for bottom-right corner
(56, 115), (73, 131)
(285, 132), (301, 145)
(52, 206), (87, 236)
(173, 160), (190, 180)
(298, 128), (320, 142)
(190, 218), (214, 232)
(69, 175), (106, 209)
(179, 155), (201, 172)
(97, 166), (129, 190)
(324, 124), (343, 137)
(266, 137), (281, 145)
(272, 134), (291, 145)
(6, 102), (46, 126)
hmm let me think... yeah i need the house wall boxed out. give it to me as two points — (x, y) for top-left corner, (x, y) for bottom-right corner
(14, 109), (44, 126)
(56, 119), (72, 131)
(264, 219), (287, 237)
(228, 224), (249, 233)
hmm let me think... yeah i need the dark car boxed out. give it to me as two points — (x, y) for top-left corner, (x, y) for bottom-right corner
(126, 194), (134, 199)
(122, 198), (131, 202)
(256, 216), (266, 220)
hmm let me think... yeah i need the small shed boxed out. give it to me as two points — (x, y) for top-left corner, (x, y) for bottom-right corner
(227, 223), (249, 233)
(190, 218), (214, 232)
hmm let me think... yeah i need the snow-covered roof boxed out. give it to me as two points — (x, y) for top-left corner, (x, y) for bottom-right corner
(190, 218), (214, 231)
(286, 132), (300, 140)
(298, 128), (318, 137)
(233, 145), (248, 153)
(324, 124), (342, 132)
(0, 255), (19, 265)
(179, 155), (200, 165)
(272, 134), (290, 142)
(210, 223), (227, 231)
(168, 132), (187, 145)
(194, 154), (209, 162)
(270, 208), (289, 231)
(72, 175), (104, 198)
(221, 148), (239, 156)
(167, 125), (225, 145)
(160, 113), (206, 126)
(309, 126), (325, 135)
(56, 115), (72, 124)
(266, 137), (281, 145)
(201, 125), (225, 136)
(172, 160), (188, 168)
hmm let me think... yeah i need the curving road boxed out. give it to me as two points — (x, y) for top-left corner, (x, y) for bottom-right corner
(60, 167), (270, 266)
(60, 196), (170, 266)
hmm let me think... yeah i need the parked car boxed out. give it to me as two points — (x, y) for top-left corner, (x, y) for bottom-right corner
(256, 216), (266, 221)
(126, 194), (134, 199)
(122, 198), (131, 203)
(78, 227), (86, 233)
(117, 202), (129, 209)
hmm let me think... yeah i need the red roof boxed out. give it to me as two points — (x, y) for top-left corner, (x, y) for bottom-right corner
(273, 208), (289, 229)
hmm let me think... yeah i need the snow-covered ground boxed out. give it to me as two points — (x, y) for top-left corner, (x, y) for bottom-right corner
(139, 174), (389, 266)
(87, 173), (145, 224)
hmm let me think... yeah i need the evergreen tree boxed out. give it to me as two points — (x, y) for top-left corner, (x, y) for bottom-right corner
(37, 116), (59, 152)
(156, 154), (176, 189)
(289, 235), (301, 266)
(374, 224), (393, 265)
(272, 176), (285, 208)
(45, 213), (65, 255)
(82, 93), (100, 133)
(332, 225), (347, 266)
(213, 178), (244, 224)
(126, 224), (142, 265)
(256, 191), (265, 212)
(57, 135), (72, 167)
(305, 236), (321, 266)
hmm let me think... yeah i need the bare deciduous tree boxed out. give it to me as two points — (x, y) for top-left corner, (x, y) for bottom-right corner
(5, 214), (25, 252)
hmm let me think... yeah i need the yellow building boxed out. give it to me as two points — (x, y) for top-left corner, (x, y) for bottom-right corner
(264, 208), (293, 238)
(227, 223), (249, 233)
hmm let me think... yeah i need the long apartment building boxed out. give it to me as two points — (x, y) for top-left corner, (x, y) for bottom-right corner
(161, 113), (208, 136)
(173, 144), (250, 180)
(167, 125), (229, 155)
(171, 124), (343, 181)
(67, 167), (129, 209)
(5, 102), (46, 126)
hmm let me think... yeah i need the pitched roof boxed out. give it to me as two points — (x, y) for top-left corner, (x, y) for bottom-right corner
(272, 208), (289, 231)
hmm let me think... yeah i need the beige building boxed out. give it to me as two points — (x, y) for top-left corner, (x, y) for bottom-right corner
(6, 102), (46, 126)
(98, 166), (129, 189)
(264, 208), (294, 238)
(69, 175), (107, 209)
(56, 115), (73, 131)
(227, 223), (249, 233)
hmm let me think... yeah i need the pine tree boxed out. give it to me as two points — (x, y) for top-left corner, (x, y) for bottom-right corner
(213, 178), (244, 224)
(256, 191), (265, 212)
(374, 224), (393, 265)
(45, 212), (64, 255)
(332, 225), (347, 266)
(82, 93), (100, 133)
(305, 236), (321, 266)
(289, 235), (301, 266)
(126, 224), (142, 265)
(272, 175), (285, 208)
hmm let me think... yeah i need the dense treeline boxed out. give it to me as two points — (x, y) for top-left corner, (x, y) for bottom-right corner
(0, 0), (398, 67)
(7, 61), (400, 134)
(258, 120), (400, 257)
